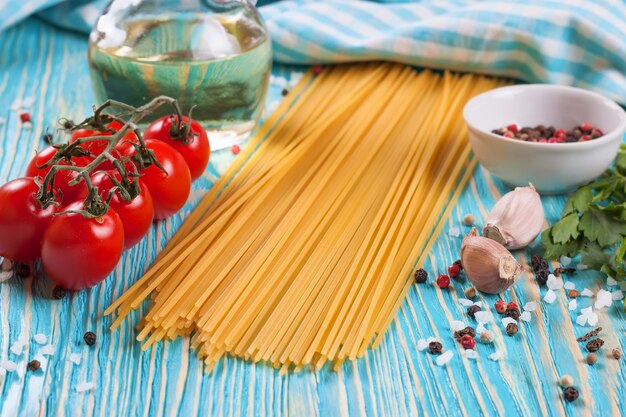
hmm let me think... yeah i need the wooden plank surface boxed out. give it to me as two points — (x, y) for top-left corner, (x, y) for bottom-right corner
(1, 18), (625, 417)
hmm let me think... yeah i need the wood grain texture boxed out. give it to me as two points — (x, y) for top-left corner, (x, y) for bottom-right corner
(1, 18), (625, 417)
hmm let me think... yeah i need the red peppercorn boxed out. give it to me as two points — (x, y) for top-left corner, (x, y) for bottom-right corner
(436, 274), (450, 289)
(503, 131), (514, 138)
(548, 137), (558, 143)
(555, 128), (567, 138)
(311, 65), (323, 75)
(447, 263), (461, 278)
(506, 124), (519, 133)
(495, 300), (507, 314)
(580, 135), (591, 141)
(507, 302), (519, 310)
(539, 138), (547, 143)
(580, 122), (593, 132)
(231, 144), (241, 155)
(459, 334), (476, 349)
(19, 112), (31, 123)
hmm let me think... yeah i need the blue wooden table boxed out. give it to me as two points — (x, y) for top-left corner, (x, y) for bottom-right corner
(1, 18), (625, 417)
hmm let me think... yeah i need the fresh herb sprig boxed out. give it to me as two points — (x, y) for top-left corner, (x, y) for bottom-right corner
(541, 144), (626, 280)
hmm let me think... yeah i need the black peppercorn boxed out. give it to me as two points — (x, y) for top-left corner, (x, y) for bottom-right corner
(43, 132), (54, 145)
(563, 386), (579, 402)
(453, 259), (463, 270)
(281, 88), (289, 96)
(428, 341), (443, 355)
(84, 331), (97, 346)
(506, 323), (518, 336)
(14, 263), (30, 278)
(413, 268), (428, 284)
(467, 305), (481, 319)
(454, 326), (476, 341)
(52, 286), (67, 300)
(27, 360), (41, 371)
(586, 338), (604, 352)
(504, 307), (521, 321)
(535, 269), (549, 285)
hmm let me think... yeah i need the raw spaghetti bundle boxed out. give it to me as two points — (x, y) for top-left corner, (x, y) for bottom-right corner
(106, 63), (505, 373)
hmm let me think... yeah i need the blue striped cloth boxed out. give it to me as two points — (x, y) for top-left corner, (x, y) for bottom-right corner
(2, 0), (625, 105)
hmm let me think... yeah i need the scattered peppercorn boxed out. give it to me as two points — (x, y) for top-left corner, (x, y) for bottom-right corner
(14, 263), (30, 278)
(454, 326), (476, 341)
(535, 269), (549, 286)
(453, 259), (463, 270)
(281, 88), (289, 96)
(586, 338), (604, 352)
(231, 144), (241, 155)
(448, 263), (461, 279)
(531, 255), (548, 271)
(494, 300), (507, 314)
(553, 267), (576, 276)
(585, 353), (597, 365)
(504, 307), (521, 321)
(436, 274), (450, 289)
(19, 112), (31, 123)
(413, 268), (428, 284)
(568, 289), (580, 298)
(506, 302), (519, 310)
(463, 214), (475, 226)
(559, 374), (574, 388)
(428, 341), (443, 355)
(467, 305), (481, 319)
(463, 287), (476, 299)
(563, 386), (579, 402)
(27, 360), (41, 372)
(577, 327), (602, 342)
(311, 65), (323, 75)
(83, 331), (97, 346)
(459, 334), (476, 349)
(52, 286), (67, 300)
(506, 323), (518, 336)
(612, 348), (622, 360)
(479, 330), (495, 344)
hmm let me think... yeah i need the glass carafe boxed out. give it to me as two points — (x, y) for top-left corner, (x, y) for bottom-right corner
(88, 0), (271, 147)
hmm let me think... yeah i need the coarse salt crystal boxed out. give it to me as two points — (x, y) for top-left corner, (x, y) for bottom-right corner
(465, 349), (478, 359)
(560, 256), (572, 266)
(580, 306), (593, 316)
(33, 334), (48, 345)
(577, 263), (588, 271)
(2, 361), (17, 372)
(458, 298), (474, 307)
(473, 301), (482, 308)
(448, 226), (460, 237)
(10, 100), (21, 111)
(416, 339), (429, 351)
(9, 342), (23, 356)
(21, 97), (34, 108)
(0, 368), (5, 377)
(581, 288), (594, 297)
(501, 317), (517, 327)
(435, 350), (454, 366)
(543, 289), (557, 304)
(523, 301), (537, 312)
(520, 311), (532, 322)
(476, 322), (486, 334)
(568, 299), (577, 311)
(450, 320), (465, 331)
(39, 344), (55, 356)
(267, 101), (280, 114)
(489, 350), (503, 361)
(594, 289), (613, 309)
(273, 76), (288, 87)
(564, 281), (576, 290)
(612, 290), (624, 301)
(547, 275), (563, 290)
(426, 337), (437, 344)
(69, 353), (81, 365)
(75, 382), (95, 393)
(607, 277), (618, 287)
(474, 311), (490, 324)
(575, 314), (588, 326)
(587, 312), (599, 326)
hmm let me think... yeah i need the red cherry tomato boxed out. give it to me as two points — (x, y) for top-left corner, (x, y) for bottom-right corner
(119, 139), (191, 220)
(41, 202), (124, 290)
(0, 177), (57, 262)
(144, 115), (210, 180)
(26, 146), (90, 205)
(70, 120), (138, 157)
(90, 172), (154, 249)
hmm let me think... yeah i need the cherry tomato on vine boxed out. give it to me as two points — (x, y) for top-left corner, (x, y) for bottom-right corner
(119, 139), (191, 220)
(70, 120), (138, 158)
(41, 202), (124, 290)
(25, 146), (90, 205)
(0, 177), (57, 262)
(90, 172), (154, 249)
(144, 115), (210, 180)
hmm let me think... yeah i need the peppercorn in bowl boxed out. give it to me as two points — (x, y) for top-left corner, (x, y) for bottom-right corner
(463, 84), (626, 194)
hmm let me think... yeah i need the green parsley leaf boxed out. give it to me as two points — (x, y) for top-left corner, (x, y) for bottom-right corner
(551, 212), (579, 244)
(571, 187), (593, 212)
(578, 207), (626, 247)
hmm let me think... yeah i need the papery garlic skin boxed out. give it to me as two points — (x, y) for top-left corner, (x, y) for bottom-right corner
(483, 183), (544, 249)
(461, 228), (522, 294)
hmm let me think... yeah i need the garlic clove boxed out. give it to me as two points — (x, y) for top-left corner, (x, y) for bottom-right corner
(483, 183), (544, 249)
(461, 228), (522, 294)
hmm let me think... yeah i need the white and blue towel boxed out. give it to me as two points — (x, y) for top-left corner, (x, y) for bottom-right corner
(1, 0), (625, 105)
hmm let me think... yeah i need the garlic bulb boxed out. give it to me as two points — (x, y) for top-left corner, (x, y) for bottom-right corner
(461, 228), (522, 294)
(483, 183), (544, 249)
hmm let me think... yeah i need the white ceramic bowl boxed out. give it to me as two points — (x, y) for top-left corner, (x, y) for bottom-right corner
(463, 84), (626, 194)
